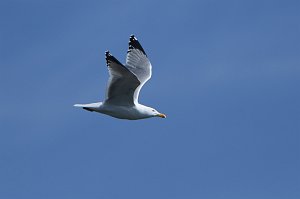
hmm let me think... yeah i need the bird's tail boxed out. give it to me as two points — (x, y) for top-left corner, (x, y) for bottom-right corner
(74, 104), (86, 107)
(74, 102), (102, 112)
(74, 104), (93, 112)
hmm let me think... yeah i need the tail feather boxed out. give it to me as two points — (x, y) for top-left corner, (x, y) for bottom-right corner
(74, 104), (85, 107)
(74, 102), (102, 112)
(74, 104), (94, 112)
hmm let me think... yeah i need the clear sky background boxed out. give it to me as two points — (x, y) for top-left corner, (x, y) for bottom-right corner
(1, 0), (299, 199)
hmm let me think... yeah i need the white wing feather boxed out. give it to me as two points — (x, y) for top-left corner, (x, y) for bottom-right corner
(104, 51), (140, 106)
(125, 35), (152, 103)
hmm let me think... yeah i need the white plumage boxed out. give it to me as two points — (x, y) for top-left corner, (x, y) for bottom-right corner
(74, 35), (166, 120)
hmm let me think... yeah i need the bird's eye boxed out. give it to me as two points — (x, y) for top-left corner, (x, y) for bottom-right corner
(152, 110), (155, 112)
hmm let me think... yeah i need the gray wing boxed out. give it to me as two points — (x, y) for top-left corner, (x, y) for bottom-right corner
(104, 51), (140, 106)
(125, 35), (152, 103)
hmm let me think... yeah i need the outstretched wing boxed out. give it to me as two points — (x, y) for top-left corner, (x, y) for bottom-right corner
(104, 51), (140, 106)
(125, 35), (152, 103)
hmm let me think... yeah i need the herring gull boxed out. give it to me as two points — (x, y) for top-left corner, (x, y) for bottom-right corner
(74, 35), (166, 120)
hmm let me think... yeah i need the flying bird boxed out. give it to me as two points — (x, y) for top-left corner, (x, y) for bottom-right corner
(74, 35), (166, 120)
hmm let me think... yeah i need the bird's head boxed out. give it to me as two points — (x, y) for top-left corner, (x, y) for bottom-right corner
(146, 107), (166, 118)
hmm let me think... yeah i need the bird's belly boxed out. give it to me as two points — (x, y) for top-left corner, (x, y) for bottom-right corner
(96, 106), (143, 120)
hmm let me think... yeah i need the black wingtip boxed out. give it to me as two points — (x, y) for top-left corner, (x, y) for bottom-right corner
(105, 51), (111, 66)
(130, 34), (135, 39)
(105, 51), (123, 66)
(128, 34), (147, 56)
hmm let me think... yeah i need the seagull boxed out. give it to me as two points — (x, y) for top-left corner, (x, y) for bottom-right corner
(74, 35), (166, 120)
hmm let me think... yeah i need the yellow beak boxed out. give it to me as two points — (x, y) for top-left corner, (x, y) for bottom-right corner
(157, 113), (167, 118)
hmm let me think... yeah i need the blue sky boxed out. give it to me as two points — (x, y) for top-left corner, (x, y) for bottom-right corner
(0, 0), (299, 198)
